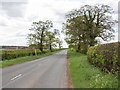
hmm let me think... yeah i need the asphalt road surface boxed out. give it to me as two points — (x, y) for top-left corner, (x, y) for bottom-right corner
(2, 50), (67, 88)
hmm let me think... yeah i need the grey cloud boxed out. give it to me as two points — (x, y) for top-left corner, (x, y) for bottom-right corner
(47, 6), (66, 23)
(54, 18), (65, 25)
(1, 1), (28, 17)
(0, 21), (7, 26)
(42, 3), (66, 17)
(27, 15), (39, 22)
(15, 32), (28, 37)
(42, 3), (66, 24)
(54, 11), (65, 18)
(54, 11), (66, 24)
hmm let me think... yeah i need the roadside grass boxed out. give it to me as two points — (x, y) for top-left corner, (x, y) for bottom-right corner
(68, 50), (118, 88)
(0, 51), (59, 68)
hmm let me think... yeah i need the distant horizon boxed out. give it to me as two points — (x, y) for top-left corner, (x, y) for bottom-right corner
(1, 41), (119, 47)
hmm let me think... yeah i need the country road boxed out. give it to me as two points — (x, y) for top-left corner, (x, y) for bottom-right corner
(2, 50), (68, 88)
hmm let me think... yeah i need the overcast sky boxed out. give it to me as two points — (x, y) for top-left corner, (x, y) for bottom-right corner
(0, 0), (119, 47)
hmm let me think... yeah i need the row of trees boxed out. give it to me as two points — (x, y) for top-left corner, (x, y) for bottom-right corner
(27, 20), (62, 52)
(63, 4), (116, 53)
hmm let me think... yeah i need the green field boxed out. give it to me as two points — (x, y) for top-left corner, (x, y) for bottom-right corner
(0, 50), (58, 68)
(68, 50), (118, 88)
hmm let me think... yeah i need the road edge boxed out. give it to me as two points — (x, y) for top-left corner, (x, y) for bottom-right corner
(66, 52), (73, 88)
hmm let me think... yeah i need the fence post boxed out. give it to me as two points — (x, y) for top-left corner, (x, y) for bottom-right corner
(16, 47), (18, 58)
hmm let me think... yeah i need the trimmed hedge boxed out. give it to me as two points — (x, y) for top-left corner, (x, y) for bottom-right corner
(1, 48), (64, 61)
(1, 49), (42, 61)
(87, 42), (120, 74)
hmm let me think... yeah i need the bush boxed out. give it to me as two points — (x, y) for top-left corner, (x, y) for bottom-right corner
(87, 42), (120, 74)
(2, 49), (41, 61)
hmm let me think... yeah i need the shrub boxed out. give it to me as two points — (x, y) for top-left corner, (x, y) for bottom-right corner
(2, 49), (41, 61)
(87, 42), (120, 74)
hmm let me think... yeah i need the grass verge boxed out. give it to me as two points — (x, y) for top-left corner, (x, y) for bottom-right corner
(0, 51), (59, 68)
(68, 50), (118, 88)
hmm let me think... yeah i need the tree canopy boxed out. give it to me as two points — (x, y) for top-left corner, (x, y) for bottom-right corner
(63, 4), (116, 53)
(27, 20), (62, 52)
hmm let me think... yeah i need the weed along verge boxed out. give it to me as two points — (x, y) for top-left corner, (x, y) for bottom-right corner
(68, 50), (118, 88)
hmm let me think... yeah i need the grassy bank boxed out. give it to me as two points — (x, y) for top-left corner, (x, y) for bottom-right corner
(0, 50), (59, 68)
(68, 50), (118, 88)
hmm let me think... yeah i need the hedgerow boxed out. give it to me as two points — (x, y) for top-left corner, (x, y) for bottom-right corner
(1, 49), (41, 61)
(87, 42), (120, 74)
(1, 48), (64, 61)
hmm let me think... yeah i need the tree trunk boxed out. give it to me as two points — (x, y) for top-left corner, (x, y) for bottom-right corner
(49, 39), (52, 52)
(39, 43), (43, 52)
(76, 43), (81, 52)
(59, 43), (61, 49)
(39, 30), (44, 53)
(50, 44), (52, 52)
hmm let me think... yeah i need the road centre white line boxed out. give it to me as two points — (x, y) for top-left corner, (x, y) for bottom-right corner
(11, 74), (22, 81)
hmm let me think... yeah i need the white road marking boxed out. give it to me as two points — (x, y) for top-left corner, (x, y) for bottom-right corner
(11, 74), (22, 81)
